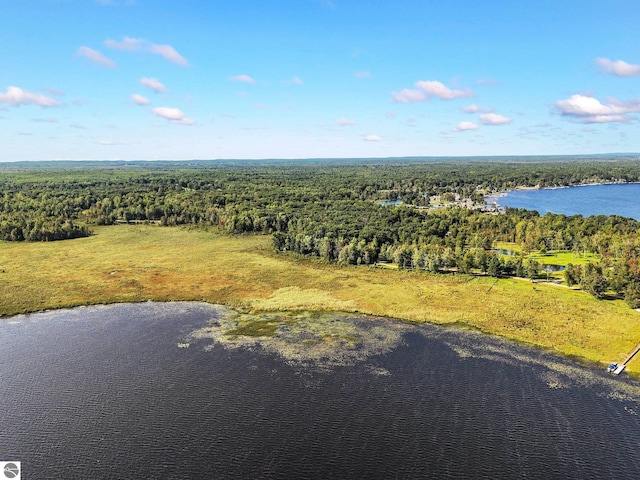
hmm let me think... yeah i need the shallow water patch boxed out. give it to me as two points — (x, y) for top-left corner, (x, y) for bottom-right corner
(423, 324), (640, 403)
(187, 309), (407, 370)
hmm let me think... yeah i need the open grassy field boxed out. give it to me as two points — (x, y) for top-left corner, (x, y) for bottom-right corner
(1, 225), (639, 373)
(495, 241), (600, 265)
(494, 241), (602, 281)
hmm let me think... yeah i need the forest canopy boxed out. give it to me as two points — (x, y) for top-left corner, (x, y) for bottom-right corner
(1, 157), (640, 306)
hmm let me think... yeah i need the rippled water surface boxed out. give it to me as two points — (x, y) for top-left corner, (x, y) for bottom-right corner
(489, 183), (640, 219)
(1, 302), (639, 479)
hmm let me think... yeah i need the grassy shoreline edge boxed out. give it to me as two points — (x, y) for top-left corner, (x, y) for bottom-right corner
(2, 225), (639, 375)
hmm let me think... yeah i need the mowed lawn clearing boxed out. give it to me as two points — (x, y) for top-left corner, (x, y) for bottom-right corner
(1, 224), (639, 373)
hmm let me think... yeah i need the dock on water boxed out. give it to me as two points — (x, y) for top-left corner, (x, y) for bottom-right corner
(608, 341), (640, 375)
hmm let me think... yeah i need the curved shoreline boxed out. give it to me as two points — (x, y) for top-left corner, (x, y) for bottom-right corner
(7, 300), (640, 388)
(4, 300), (639, 479)
(5, 296), (640, 379)
(486, 181), (640, 220)
(1, 225), (639, 375)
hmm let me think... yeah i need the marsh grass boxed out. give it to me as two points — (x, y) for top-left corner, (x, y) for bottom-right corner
(1, 225), (639, 372)
(225, 314), (298, 338)
(248, 286), (357, 312)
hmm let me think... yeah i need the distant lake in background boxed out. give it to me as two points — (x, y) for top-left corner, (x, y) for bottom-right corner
(2, 302), (639, 479)
(488, 183), (640, 220)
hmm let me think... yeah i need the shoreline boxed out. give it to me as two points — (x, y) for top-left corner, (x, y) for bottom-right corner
(485, 181), (640, 219)
(6, 298), (640, 382)
(1, 225), (639, 374)
(4, 296), (640, 379)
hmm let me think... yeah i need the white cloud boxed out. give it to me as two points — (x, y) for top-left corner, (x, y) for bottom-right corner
(462, 104), (491, 113)
(284, 76), (303, 86)
(31, 117), (59, 123)
(229, 74), (256, 84)
(595, 57), (640, 77)
(479, 113), (512, 125)
(417, 81), (474, 100)
(392, 88), (427, 103)
(392, 80), (474, 103)
(77, 46), (116, 68)
(43, 87), (65, 96)
(455, 121), (478, 131)
(148, 44), (189, 66)
(104, 36), (189, 65)
(152, 106), (194, 125)
(336, 118), (356, 126)
(363, 134), (382, 141)
(131, 94), (150, 105)
(555, 94), (640, 123)
(139, 77), (166, 93)
(355, 71), (371, 79)
(0, 86), (62, 108)
(105, 36), (140, 51)
(462, 104), (481, 113)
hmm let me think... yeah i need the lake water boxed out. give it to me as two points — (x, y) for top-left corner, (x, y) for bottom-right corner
(488, 183), (640, 220)
(1, 302), (640, 479)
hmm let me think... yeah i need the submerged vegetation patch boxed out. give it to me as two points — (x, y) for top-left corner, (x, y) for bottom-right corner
(431, 325), (640, 405)
(2, 225), (640, 373)
(188, 308), (407, 370)
(184, 302), (640, 408)
(225, 314), (299, 338)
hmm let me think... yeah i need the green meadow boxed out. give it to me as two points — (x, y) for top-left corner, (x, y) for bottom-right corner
(495, 241), (602, 281)
(1, 225), (639, 373)
(495, 241), (600, 265)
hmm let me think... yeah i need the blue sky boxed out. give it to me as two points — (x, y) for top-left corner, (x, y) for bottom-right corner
(2, 0), (640, 161)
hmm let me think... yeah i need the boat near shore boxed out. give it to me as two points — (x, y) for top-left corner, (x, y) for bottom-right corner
(608, 341), (640, 375)
(608, 363), (626, 375)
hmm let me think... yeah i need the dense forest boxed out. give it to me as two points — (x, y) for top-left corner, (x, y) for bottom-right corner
(1, 157), (640, 306)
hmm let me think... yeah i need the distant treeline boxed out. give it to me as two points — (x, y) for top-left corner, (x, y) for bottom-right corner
(1, 159), (640, 305)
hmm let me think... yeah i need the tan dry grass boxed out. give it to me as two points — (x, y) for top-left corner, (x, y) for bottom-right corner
(1, 224), (639, 372)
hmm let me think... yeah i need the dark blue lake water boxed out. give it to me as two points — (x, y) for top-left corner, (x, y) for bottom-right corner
(488, 183), (640, 220)
(1, 302), (639, 479)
